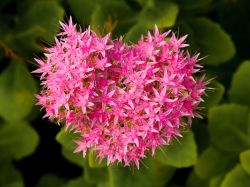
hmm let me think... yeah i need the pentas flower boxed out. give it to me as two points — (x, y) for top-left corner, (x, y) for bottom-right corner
(34, 17), (208, 169)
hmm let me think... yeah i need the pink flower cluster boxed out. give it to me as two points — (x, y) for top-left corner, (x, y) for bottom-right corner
(34, 18), (207, 168)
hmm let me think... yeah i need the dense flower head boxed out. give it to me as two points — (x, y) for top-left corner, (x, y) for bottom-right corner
(34, 17), (207, 169)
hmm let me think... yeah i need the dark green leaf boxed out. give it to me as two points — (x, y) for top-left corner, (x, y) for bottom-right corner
(56, 128), (81, 151)
(176, 0), (212, 10)
(186, 171), (208, 187)
(21, 0), (64, 43)
(84, 158), (109, 184)
(192, 119), (210, 154)
(220, 165), (250, 187)
(194, 146), (238, 179)
(68, 0), (101, 24)
(200, 80), (225, 112)
(4, 182), (24, 187)
(138, 1), (179, 29)
(69, 0), (136, 35)
(2, 27), (42, 57)
(61, 147), (85, 167)
(156, 131), (197, 168)
(135, 0), (155, 7)
(56, 128), (85, 167)
(108, 157), (175, 187)
(240, 149), (250, 175)
(62, 177), (94, 187)
(90, 1), (137, 36)
(1, 0), (64, 57)
(0, 61), (37, 123)
(36, 174), (65, 187)
(208, 104), (250, 152)
(0, 122), (39, 160)
(178, 18), (236, 65)
(88, 149), (106, 168)
(0, 159), (24, 187)
(209, 175), (224, 187)
(228, 61), (250, 107)
(124, 22), (148, 43)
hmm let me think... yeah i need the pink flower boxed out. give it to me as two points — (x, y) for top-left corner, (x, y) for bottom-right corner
(34, 17), (208, 169)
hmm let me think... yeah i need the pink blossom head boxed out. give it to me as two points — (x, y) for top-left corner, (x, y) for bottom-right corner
(34, 17), (208, 169)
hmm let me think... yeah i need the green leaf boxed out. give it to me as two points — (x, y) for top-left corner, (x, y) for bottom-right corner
(62, 177), (94, 187)
(3, 182), (24, 187)
(56, 129), (85, 167)
(72, 0), (178, 41)
(21, 0), (64, 43)
(208, 104), (250, 152)
(90, 5), (110, 33)
(135, 0), (155, 7)
(200, 80), (225, 112)
(248, 113), (250, 138)
(240, 149), (250, 175)
(36, 174), (65, 187)
(156, 131), (197, 168)
(176, 0), (212, 10)
(209, 175), (224, 187)
(125, 0), (178, 43)
(194, 146), (238, 179)
(108, 157), (175, 187)
(61, 147), (85, 167)
(0, 121), (39, 160)
(192, 119), (210, 154)
(138, 1), (179, 29)
(88, 149), (106, 168)
(220, 165), (250, 187)
(90, 1), (137, 36)
(179, 18), (235, 65)
(56, 128), (81, 151)
(84, 158), (109, 184)
(68, 0), (101, 24)
(0, 159), (24, 187)
(1, 0), (64, 57)
(69, 0), (137, 35)
(173, 20), (198, 53)
(186, 171), (208, 187)
(2, 27), (42, 57)
(125, 22), (148, 43)
(0, 61), (37, 123)
(228, 61), (250, 107)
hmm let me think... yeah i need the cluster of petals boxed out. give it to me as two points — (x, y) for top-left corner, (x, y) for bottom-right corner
(34, 17), (207, 168)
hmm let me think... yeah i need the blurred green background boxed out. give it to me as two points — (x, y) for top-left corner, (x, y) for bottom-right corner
(1, 0), (250, 187)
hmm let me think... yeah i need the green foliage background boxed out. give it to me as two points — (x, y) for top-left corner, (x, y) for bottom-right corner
(0, 0), (250, 186)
